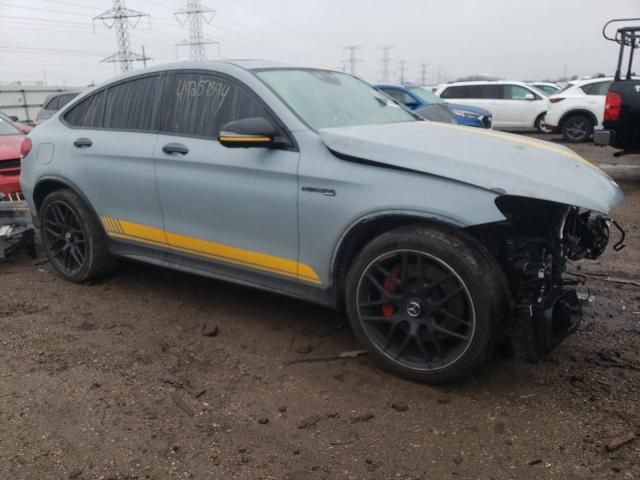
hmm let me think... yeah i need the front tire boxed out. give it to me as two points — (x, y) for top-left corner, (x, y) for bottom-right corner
(40, 189), (115, 282)
(535, 113), (551, 133)
(345, 225), (507, 384)
(561, 114), (593, 142)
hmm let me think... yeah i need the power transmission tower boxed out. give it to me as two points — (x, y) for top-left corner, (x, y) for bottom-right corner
(175, 0), (219, 61)
(94, 0), (150, 73)
(379, 45), (394, 82)
(418, 63), (429, 86)
(343, 45), (363, 76)
(398, 60), (408, 84)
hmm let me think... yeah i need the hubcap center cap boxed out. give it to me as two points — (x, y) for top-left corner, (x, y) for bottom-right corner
(406, 301), (422, 318)
(65, 232), (72, 242)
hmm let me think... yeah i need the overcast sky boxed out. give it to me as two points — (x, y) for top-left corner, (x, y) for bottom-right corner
(1, 0), (638, 87)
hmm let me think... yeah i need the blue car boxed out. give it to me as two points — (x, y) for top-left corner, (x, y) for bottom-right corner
(374, 83), (492, 129)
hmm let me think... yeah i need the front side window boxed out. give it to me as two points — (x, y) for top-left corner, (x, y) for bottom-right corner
(256, 69), (416, 130)
(103, 76), (159, 131)
(379, 88), (415, 105)
(164, 73), (269, 138)
(504, 85), (534, 100)
(409, 87), (445, 105)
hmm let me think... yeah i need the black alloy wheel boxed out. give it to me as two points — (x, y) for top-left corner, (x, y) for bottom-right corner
(42, 200), (87, 275)
(356, 249), (476, 372)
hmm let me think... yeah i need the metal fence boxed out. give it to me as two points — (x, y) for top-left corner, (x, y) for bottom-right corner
(0, 83), (84, 124)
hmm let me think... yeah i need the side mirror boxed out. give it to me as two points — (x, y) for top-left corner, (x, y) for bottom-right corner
(524, 93), (535, 101)
(405, 101), (420, 110)
(219, 117), (277, 149)
(9, 115), (19, 122)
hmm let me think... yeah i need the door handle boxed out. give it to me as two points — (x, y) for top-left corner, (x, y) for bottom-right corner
(162, 143), (189, 155)
(73, 138), (92, 148)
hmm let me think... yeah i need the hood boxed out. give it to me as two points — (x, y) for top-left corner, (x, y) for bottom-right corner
(319, 121), (623, 213)
(0, 135), (24, 161)
(446, 103), (492, 117)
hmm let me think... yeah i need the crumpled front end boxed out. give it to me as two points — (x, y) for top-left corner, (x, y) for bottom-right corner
(468, 196), (626, 361)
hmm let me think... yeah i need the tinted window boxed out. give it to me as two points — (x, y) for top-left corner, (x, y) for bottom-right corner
(441, 85), (503, 99)
(379, 88), (415, 105)
(44, 95), (59, 110)
(64, 91), (106, 128)
(104, 76), (159, 131)
(57, 94), (78, 109)
(504, 85), (533, 100)
(582, 81), (611, 96)
(165, 73), (269, 137)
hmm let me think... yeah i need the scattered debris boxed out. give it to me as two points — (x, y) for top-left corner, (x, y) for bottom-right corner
(171, 394), (194, 417)
(258, 417), (269, 425)
(528, 459), (543, 466)
(68, 469), (82, 479)
(286, 350), (367, 365)
(350, 412), (375, 424)
(278, 406), (287, 413)
(330, 434), (360, 446)
(297, 415), (323, 429)
(391, 401), (409, 412)
(201, 323), (220, 337)
(437, 397), (451, 404)
(586, 353), (640, 372)
(161, 374), (206, 398)
(605, 432), (636, 452)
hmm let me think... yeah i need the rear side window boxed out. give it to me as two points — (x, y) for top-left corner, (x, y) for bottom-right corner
(581, 81), (612, 96)
(441, 86), (470, 99)
(163, 72), (269, 138)
(57, 94), (78, 109)
(44, 95), (59, 110)
(103, 76), (159, 131)
(64, 91), (106, 128)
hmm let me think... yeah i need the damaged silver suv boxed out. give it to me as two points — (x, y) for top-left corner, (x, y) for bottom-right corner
(20, 61), (625, 383)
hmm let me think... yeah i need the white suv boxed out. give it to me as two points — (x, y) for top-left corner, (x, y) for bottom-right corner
(436, 81), (550, 131)
(544, 78), (613, 142)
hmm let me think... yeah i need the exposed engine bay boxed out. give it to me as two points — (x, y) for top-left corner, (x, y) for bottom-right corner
(470, 196), (626, 362)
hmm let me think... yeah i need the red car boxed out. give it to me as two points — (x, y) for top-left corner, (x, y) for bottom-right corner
(0, 113), (29, 199)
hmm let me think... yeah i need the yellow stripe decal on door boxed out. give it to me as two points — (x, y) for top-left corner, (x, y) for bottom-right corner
(102, 217), (322, 285)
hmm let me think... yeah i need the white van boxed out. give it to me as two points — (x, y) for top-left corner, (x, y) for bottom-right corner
(436, 81), (550, 131)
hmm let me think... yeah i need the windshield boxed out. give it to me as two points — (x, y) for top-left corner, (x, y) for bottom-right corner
(256, 69), (417, 130)
(0, 116), (20, 136)
(409, 87), (445, 105)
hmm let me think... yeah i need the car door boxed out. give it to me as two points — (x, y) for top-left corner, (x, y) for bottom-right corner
(63, 74), (166, 249)
(442, 85), (500, 125)
(500, 84), (541, 128)
(153, 70), (302, 288)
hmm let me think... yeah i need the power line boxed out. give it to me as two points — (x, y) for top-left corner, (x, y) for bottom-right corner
(379, 45), (394, 83)
(174, 0), (219, 60)
(418, 63), (429, 86)
(94, 0), (151, 73)
(343, 45), (363, 76)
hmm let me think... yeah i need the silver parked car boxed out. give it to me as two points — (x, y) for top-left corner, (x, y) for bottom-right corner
(20, 61), (624, 384)
(34, 90), (83, 125)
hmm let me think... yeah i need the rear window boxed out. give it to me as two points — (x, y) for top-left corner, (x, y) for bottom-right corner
(103, 76), (159, 131)
(45, 93), (79, 111)
(581, 81), (612, 96)
(64, 91), (106, 128)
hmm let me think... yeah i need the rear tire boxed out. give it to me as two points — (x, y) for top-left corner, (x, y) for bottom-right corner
(344, 225), (507, 384)
(40, 189), (115, 282)
(561, 114), (593, 142)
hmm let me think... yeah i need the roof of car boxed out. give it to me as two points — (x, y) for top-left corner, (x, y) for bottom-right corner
(441, 80), (531, 87)
(570, 77), (614, 86)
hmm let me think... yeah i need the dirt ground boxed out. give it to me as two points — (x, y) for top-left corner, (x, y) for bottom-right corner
(1, 133), (639, 480)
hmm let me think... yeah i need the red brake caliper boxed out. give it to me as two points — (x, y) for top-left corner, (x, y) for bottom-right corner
(382, 265), (401, 318)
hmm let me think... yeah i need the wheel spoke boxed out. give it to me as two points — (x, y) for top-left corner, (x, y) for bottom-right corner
(415, 326), (432, 362)
(372, 263), (401, 288)
(359, 298), (387, 308)
(384, 321), (402, 352)
(44, 226), (64, 239)
(366, 273), (400, 300)
(432, 323), (469, 341)
(362, 316), (394, 323)
(399, 252), (409, 286)
(436, 309), (471, 327)
(70, 246), (84, 266)
(395, 333), (413, 359)
(430, 286), (463, 309)
(425, 273), (453, 291)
